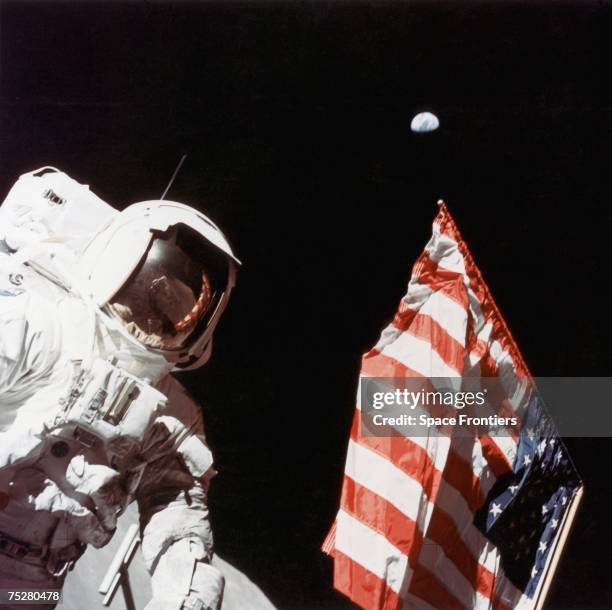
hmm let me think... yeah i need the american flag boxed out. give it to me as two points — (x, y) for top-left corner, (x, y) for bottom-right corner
(323, 202), (582, 610)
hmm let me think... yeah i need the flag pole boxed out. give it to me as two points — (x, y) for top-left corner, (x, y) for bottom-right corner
(534, 485), (584, 610)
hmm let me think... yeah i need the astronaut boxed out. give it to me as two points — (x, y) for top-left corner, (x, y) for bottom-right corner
(0, 168), (239, 610)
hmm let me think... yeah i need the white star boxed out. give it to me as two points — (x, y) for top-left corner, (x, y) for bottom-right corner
(531, 566), (538, 578)
(551, 518), (559, 530)
(549, 439), (556, 447)
(537, 439), (547, 456)
(508, 485), (519, 494)
(542, 504), (549, 515)
(561, 495), (567, 506)
(490, 502), (502, 518)
(523, 454), (532, 467)
(554, 449), (562, 465)
(527, 428), (535, 440)
(538, 541), (548, 553)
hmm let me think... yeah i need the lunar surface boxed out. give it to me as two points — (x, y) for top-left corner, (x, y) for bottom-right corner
(60, 505), (276, 610)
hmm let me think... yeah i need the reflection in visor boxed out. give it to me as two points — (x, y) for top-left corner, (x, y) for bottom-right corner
(150, 273), (212, 332)
(108, 225), (225, 351)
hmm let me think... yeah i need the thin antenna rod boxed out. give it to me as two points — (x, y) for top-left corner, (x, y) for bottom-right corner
(160, 154), (187, 200)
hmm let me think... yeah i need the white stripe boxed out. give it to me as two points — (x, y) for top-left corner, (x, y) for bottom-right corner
(432, 473), (498, 574)
(466, 285), (487, 340)
(428, 224), (466, 274)
(495, 575), (535, 609)
(403, 433), (451, 474)
(449, 436), (497, 499)
(375, 281), (435, 352)
(402, 279), (436, 311)
(490, 340), (531, 411)
(417, 542), (492, 609)
(358, 374), (462, 476)
(417, 289), (467, 346)
(488, 435), (517, 470)
(345, 439), (436, 529)
(382, 333), (460, 377)
(468, 319), (492, 368)
(335, 509), (410, 595)
(356, 383), (455, 474)
(376, 279), (467, 354)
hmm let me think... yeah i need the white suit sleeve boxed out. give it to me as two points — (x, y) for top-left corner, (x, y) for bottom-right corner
(136, 375), (224, 610)
(0, 287), (60, 433)
(0, 293), (29, 396)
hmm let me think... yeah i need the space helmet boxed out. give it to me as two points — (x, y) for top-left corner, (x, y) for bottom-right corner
(79, 200), (239, 370)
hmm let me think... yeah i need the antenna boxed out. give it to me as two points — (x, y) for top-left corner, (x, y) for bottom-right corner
(160, 154), (187, 200)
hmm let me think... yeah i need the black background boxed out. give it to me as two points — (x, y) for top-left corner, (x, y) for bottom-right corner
(1, 2), (611, 609)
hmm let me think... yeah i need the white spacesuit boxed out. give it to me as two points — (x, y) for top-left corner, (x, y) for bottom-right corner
(0, 168), (239, 610)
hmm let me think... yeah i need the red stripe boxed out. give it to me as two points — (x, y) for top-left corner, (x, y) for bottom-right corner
(425, 505), (496, 600)
(340, 476), (424, 566)
(411, 532), (511, 610)
(493, 594), (515, 610)
(443, 447), (487, 513)
(350, 413), (445, 506)
(362, 348), (420, 376)
(392, 312), (465, 373)
(415, 508), (514, 610)
(411, 251), (468, 310)
(408, 562), (466, 610)
(332, 549), (402, 610)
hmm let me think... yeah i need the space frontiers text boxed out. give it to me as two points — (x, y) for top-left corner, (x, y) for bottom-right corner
(360, 376), (612, 438)
(368, 387), (518, 430)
